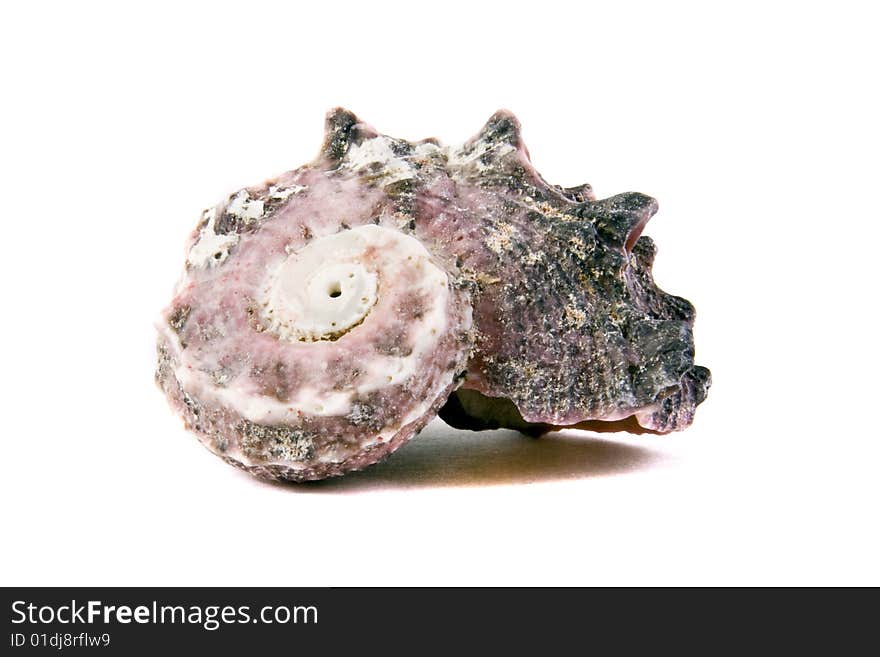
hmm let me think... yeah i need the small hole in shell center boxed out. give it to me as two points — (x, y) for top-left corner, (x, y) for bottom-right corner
(328, 282), (342, 298)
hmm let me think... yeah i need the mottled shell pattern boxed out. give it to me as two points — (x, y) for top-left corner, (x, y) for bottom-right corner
(156, 108), (710, 481)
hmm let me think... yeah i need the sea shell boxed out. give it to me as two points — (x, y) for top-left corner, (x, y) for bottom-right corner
(156, 108), (709, 481)
(156, 131), (473, 481)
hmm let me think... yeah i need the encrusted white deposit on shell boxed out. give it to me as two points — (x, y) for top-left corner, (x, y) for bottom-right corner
(157, 107), (710, 482)
(187, 208), (239, 268)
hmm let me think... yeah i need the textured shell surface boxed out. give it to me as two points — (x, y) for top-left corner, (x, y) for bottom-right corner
(156, 108), (710, 482)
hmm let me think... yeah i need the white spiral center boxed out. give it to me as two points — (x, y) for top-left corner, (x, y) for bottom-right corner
(263, 228), (381, 341)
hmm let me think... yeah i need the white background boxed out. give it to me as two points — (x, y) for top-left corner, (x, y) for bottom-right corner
(2, 1), (878, 586)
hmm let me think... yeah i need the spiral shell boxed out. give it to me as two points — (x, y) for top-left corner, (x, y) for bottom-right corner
(157, 108), (710, 481)
(157, 144), (472, 481)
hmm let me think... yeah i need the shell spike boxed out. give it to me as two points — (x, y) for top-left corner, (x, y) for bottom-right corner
(575, 192), (658, 252)
(476, 109), (523, 148)
(321, 107), (377, 162)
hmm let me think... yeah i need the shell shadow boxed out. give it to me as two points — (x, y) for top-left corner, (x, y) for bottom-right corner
(264, 421), (664, 493)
